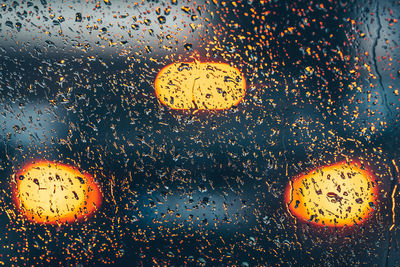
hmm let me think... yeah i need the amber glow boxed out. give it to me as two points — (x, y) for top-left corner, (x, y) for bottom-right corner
(12, 160), (102, 224)
(285, 161), (378, 227)
(154, 61), (246, 110)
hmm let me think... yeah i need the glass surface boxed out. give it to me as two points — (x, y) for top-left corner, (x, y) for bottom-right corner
(0, 0), (400, 265)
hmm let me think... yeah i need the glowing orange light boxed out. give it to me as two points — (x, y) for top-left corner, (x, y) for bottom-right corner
(12, 160), (102, 225)
(154, 61), (246, 110)
(285, 161), (378, 227)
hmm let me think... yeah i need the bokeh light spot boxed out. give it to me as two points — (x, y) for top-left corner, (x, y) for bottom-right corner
(154, 61), (246, 110)
(12, 160), (102, 225)
(285, 161), (378, 227)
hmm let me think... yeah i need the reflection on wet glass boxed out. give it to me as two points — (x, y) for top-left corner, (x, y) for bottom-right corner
(0, 0), (399, 265)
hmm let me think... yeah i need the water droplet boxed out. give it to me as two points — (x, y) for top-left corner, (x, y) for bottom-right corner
(75, 13), (82, 22)
(184, 43), (192, 51)
(157, 16), (166, 24)
(5, 21), (13, 28)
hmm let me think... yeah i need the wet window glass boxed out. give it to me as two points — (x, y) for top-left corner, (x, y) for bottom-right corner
(0, 0), (399, 265)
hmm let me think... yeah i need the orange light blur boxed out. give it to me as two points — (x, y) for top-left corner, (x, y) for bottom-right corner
(285, 161), (378, 227)
(12, 160), (102, 225)
(154, 61), (246, 110)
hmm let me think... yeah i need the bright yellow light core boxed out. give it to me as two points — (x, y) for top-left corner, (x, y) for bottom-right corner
(13, 160), (102, 224)
(154, 61), (246, 110)
(285, 161), (378, 227)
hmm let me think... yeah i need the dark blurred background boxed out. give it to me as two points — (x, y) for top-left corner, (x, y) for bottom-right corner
(0, 0), (400, 266)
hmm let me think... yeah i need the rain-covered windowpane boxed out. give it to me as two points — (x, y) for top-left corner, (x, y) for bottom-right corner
(0, 0), (399, 265)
